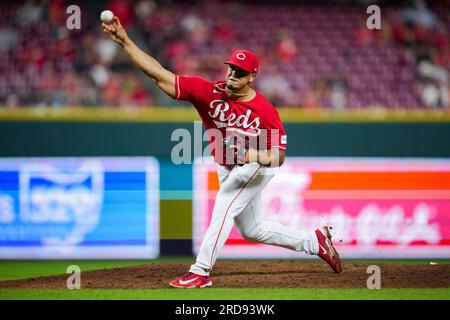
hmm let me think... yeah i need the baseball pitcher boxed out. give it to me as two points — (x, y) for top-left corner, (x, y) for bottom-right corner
(102, 16), (342, 289)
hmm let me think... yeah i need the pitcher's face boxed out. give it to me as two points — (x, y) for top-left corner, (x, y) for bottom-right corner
(225, 65), (256, 91)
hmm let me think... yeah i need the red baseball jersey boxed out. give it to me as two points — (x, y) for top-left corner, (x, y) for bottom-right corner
(174, 75), (287, 164)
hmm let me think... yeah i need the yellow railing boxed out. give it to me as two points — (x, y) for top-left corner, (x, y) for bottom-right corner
(0, 107), (449, 122)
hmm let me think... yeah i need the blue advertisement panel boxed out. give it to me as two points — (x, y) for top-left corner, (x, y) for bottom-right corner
(0, 157), (159, 259)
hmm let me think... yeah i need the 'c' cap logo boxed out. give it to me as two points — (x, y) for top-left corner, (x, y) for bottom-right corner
(236, 53), (246, 60)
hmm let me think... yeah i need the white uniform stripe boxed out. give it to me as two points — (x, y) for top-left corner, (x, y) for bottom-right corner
(176, 75), (181, 100)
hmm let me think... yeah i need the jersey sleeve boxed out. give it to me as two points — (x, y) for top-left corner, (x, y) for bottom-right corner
(174, 75), (211, 103)
(262, 108), (287, 151)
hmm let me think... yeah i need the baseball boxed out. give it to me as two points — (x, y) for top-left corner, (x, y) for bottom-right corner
(100, 10), (114, 23)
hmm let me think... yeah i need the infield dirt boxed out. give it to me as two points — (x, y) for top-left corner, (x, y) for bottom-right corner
(0, 261), (449, 289)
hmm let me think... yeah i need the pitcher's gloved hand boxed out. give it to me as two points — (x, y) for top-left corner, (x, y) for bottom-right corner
(223, 133), (250, 166)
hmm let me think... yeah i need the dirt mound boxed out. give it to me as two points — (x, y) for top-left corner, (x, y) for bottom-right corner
(1, 261), (449, 289)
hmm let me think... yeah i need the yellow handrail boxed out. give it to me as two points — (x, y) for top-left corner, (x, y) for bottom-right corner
(0, 107), (449, 122)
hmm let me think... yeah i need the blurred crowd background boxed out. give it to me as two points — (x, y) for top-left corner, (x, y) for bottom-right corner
(0, 0), (448, 109)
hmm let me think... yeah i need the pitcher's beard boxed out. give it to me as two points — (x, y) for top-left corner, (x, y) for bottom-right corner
(226, 83), (237, 91)
(214, 82), (249, 98)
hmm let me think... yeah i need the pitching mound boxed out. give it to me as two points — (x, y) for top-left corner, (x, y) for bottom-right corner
(0, 261), (449, 289)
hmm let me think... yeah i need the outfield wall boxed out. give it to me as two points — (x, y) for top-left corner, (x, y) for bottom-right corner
(193, 157), (450, 259)
(0, 108), (449, 258)
(1, 121), (450, 158)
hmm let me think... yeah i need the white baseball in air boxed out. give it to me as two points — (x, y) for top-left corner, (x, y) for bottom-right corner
(100, 10), (114, 23)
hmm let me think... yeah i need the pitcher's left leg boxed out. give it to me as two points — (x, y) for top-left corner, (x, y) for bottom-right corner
(234, 180), (341, 272)
(188, 163), (265, 277)
(234, 194), (319, 255)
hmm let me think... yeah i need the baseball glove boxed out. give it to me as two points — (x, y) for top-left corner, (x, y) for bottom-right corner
(223, 132), (250, 166)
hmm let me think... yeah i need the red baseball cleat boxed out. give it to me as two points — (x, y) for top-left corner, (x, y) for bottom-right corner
(169, 272), (212, 288)
(315, 226), (342, 273)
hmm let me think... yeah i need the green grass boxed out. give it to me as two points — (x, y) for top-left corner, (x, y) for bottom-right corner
(0, 288), (449, 300)
(0, 259), (449, 300)
(0, 258), (191, 281)
(1, 259), (448, 281)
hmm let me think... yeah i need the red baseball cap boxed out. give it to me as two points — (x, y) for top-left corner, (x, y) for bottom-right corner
(224, 50), (259, 74)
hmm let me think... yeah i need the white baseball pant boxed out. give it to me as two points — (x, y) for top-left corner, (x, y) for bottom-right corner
(190, 162), (319, 276)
